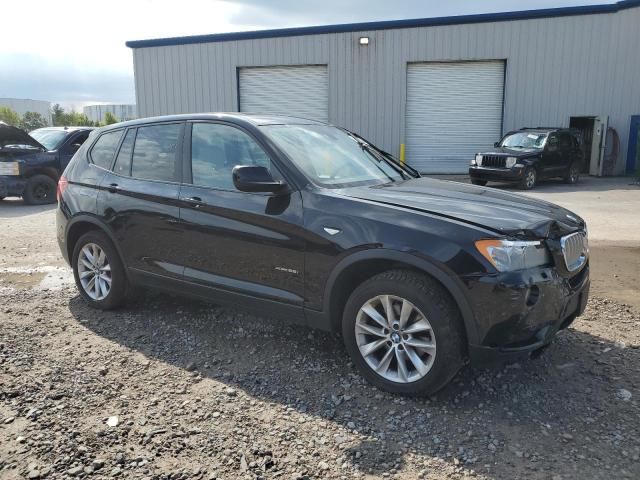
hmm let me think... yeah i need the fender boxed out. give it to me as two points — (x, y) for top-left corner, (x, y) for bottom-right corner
(320, 248), (480, 345)
(65, 214), (132, 283)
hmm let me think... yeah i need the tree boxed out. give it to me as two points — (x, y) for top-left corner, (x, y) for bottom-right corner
(20, 111), (48, 131)
(51, 104), (65, 126)
(0, 106), (21, 127)
(103, 111), (118, 125)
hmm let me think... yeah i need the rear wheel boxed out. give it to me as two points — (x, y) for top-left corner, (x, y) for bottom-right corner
(520, 167), (537, 190)
(471, 179), (488, 186)
(72, 231), (127, 310)
(342, 270), (465, 396)
(23, 174), (57, 205)
(563, 164), (580, 184)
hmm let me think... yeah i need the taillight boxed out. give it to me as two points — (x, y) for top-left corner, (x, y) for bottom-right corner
(57, 175), (69, 203)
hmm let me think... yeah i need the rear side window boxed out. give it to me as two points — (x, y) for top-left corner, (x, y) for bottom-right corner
(113, 129), (136, 176)
(90, 130), (123, 169)
(131, 124), (180, 182)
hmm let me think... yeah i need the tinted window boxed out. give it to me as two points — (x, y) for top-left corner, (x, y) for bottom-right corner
(191, 123), (271, 190)
(91, 130), (123, 169)
(113, 129), (136, 176)
(131, 124), (180, 182)
(559, 133), (572, 152)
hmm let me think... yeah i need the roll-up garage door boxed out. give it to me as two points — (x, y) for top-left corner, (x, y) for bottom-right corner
(239, 65), (329, 122)
(406, 61), (505, 174)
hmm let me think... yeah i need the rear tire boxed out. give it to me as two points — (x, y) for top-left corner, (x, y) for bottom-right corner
(471, 179), (488, 186)
(520, 167), (537, 190)
(342, 270), (465, 396)
(72, 231), (128, 310)
(563, 164), (580, 184)
(23, 174), (57, 205)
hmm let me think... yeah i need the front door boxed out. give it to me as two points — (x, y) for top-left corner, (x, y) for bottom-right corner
(97, 122), (185, 280)
(178, 121), (305, 315)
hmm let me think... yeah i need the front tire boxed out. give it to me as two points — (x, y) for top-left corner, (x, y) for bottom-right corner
(342, 270), (465, 396)
(72, 231), (127, 310)
(520, 167), (537, 190)
(471, 179), (488, 186)
(23, 174), (57, 205)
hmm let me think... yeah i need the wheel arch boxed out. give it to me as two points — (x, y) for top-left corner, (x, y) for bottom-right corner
(24, 167), (60, 181)
(322, 249), (479, 345)
(65, 215), (131, 282)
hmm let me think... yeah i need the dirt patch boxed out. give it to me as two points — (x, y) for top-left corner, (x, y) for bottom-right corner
(590, 245), (640, 311)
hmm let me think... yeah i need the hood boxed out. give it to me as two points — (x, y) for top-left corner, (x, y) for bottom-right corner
(480, 146), (541, 157)
(0, 123), (46, 151)
(337, 177), (584, 239)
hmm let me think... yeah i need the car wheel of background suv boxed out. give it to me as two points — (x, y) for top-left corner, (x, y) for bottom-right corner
(563, 163), (580, 184)
(72, 231), (128, 310)
(342, 269), (465, 396)
(23, 174), (57, 205)
(520, 167), (537, 190)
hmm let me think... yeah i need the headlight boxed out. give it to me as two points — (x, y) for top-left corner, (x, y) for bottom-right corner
(475, 239), (551, 272)
(505, 157), (517, 168)
(0, 161), (20, 176)
(473, 154), (483, 166)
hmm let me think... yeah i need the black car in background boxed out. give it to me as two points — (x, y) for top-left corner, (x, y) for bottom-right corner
(56, 114), (590, 395)
(469, 127), (583, 189)
(0, 123), (93, 204)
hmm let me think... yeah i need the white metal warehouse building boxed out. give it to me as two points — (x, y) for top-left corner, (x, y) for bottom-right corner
(127, 0), (640, 175)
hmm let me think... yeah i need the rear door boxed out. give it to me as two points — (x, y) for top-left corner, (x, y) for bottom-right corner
(96, 122), (185, 280)
(177, 121), (305, 315)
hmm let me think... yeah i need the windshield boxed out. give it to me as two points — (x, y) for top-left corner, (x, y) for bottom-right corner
(500, 132), (547, 149)
(261, 124), (410, 188)
(30, 129), (68, 150)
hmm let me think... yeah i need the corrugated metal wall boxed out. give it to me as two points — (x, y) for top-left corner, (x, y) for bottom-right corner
(131, 5), (640, 174)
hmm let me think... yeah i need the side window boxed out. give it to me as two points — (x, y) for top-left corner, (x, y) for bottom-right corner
(559, 133), (572, 153)
(90, 130), (123, 169)
(113, 129), (136, 176)
(547, 134), (558, 152)
(131, 123), (180, 182)
(191, 123), (271, 190)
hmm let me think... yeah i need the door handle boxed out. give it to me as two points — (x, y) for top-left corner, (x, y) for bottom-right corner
(181, 196), (204, 207)
(107, 183), (119, 193)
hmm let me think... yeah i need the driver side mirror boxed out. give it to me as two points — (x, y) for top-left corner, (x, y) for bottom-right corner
(232, 165), (287, 193)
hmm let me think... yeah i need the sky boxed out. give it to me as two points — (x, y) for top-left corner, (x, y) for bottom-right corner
(0, 0), (614, 111)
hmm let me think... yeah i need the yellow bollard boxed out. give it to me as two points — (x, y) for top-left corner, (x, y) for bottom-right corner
(399, 144), (406, 165)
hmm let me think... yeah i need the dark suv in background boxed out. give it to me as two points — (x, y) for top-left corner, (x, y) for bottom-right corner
(56, 114), (590, 395)
(0, 123), (93, 204)
(469, 127), (583, 189)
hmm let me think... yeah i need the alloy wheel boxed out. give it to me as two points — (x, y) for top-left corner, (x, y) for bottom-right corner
(525, 169), (536, 188)
(355, 295), (436, 383)
(77, 243), (112, 300)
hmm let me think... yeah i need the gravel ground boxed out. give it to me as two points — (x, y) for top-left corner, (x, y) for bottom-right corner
(1, 196), (640, 480)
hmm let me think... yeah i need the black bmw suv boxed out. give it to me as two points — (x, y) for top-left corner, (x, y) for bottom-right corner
(56, 114), (590, 395)
(469, 128), (583, 189)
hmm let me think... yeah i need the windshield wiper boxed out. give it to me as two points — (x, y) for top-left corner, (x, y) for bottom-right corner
(344, 130), (417, 180)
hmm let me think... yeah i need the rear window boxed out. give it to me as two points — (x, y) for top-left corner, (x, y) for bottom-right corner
(131, 124), (180, 182)
(90, 130), (123, 169)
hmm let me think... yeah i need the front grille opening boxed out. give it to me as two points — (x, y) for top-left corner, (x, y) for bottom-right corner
(480, 155), (506, 168)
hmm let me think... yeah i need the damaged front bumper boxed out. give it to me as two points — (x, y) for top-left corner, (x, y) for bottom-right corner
(464, 262), (590, 366)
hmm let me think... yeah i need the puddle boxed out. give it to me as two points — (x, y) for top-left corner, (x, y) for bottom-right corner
(0, 266), (74, 292)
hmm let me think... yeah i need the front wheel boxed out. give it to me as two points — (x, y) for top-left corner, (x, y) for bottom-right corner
(23, 174), (57, 205)
(342, 270), (465, 396)
(72, 231), (128, 310)
(520, 167), (537, 190)
(564, 164), (580, 184)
